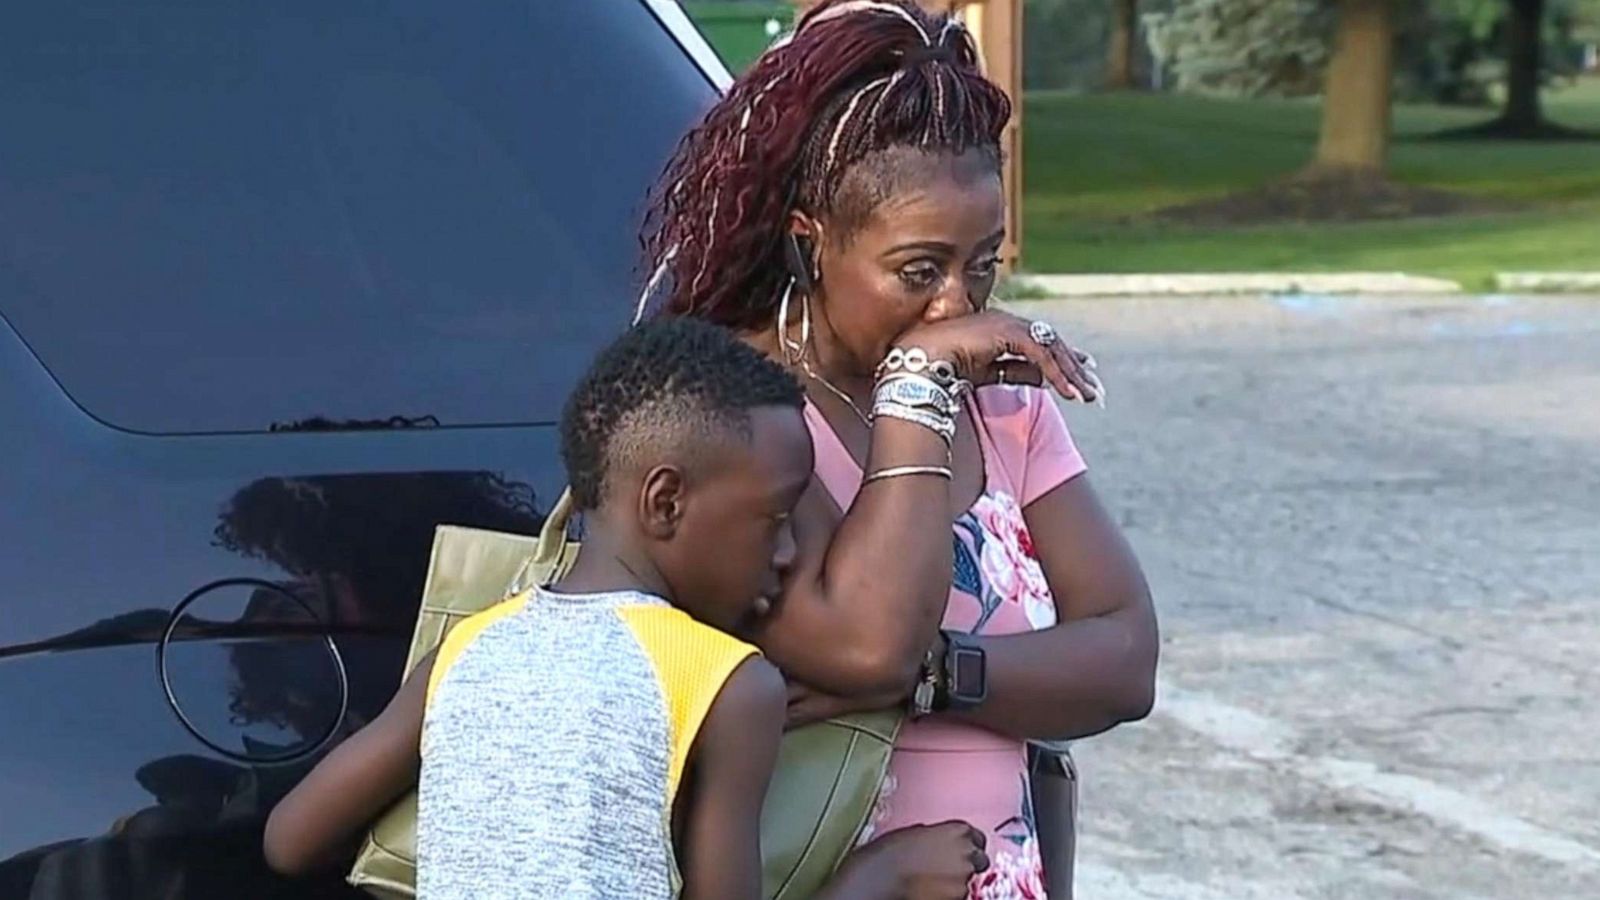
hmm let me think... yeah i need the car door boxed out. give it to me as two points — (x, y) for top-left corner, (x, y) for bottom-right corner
(0, 2), (718, 897)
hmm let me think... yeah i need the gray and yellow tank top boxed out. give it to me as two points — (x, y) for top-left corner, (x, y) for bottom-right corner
(417, 587), (757, 899)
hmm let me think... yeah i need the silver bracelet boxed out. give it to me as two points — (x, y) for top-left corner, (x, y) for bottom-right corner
(863, 464), (954, 485)
(873, 401), (956, 439)
(872, 402), (956, 445)
(877, 346), (961, 389)
(874, 372), (959, 417)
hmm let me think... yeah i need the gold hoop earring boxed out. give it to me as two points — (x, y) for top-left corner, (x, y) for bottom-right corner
(775, 277), (812, 366)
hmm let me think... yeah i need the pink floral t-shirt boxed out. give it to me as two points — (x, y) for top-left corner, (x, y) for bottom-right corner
(805, 385), (1087, 900)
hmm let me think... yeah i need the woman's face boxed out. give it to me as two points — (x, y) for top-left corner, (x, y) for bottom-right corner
(807, 148), (1004, 374)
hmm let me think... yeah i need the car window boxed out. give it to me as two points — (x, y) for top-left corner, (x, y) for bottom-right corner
(0, 0), (714, 433)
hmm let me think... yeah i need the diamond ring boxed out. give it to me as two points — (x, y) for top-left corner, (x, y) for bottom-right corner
(1028, 320), (1059, 348)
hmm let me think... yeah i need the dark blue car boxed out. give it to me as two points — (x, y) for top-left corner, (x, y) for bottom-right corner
(0, 3), (728, 896)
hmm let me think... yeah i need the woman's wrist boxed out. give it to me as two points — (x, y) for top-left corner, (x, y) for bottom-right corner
(867, 346), (965, 457)
(864, 416), (954, 469)
(909, 631), (950, 718)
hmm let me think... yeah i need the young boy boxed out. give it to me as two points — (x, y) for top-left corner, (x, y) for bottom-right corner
(263, 319), (986, 899)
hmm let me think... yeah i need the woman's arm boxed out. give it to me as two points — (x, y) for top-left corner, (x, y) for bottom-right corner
(263, 653), (434, 876)
(751, 416), (956, 696)
(952, 474), (1158, 740)
(784, 475), (1157, 738)
(752, 312), (1101, 698)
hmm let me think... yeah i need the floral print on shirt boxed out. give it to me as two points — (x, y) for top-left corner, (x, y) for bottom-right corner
(955, 491), (1057, 636)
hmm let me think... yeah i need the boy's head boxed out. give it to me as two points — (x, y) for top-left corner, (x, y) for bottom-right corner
(560, 318), (812, 632)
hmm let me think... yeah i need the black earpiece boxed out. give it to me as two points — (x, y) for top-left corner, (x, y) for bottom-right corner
(784, 233), (817, 294)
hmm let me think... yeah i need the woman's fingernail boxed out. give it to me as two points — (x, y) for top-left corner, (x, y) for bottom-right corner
(1083, 370), (1106, 407)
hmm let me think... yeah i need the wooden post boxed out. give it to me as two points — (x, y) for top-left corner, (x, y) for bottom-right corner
(791, 0), (1024, 269)
(965, 0), (1024, 270)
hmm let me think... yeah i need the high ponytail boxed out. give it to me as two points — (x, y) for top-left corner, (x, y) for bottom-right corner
(640, 0), (1010, 330)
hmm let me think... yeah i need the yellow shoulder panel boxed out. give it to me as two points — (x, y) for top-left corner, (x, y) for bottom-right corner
(616, 605), (757, 800)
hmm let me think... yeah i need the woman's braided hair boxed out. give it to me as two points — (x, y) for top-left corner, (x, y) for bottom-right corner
(640, 0), (1011, 330)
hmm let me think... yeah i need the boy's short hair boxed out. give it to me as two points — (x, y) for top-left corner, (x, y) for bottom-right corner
(560, 318), (805, 510)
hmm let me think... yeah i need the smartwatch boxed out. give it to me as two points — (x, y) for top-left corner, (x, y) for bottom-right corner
(936, 629), (987, 712)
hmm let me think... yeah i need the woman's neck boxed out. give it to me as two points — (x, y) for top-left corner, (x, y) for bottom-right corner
(747, 294), (875, 408)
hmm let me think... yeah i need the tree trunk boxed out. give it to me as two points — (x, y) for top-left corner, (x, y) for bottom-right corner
(1309, 0), (1396, 175)
(1501, 0), (1545, 131)
(1104, 0), (1138, 90)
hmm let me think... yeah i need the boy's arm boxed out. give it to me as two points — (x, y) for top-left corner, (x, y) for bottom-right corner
(678, 655), (786, 900)
(679, 656), (987, 900)
(263, 652), (435, 876)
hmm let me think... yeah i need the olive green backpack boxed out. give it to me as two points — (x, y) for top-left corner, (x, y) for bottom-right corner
(346, 489), (901, 899)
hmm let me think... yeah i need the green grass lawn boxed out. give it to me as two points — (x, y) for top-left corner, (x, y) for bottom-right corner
(1022, 81), (1600, 287)
(684, 6), (1598, 287)
(684, 2), (790, 73)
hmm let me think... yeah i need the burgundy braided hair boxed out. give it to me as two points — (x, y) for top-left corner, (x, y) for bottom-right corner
(640, 0), (1012, 330)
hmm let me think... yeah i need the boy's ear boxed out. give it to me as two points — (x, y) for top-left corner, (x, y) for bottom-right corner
(638, 465), (686, 539)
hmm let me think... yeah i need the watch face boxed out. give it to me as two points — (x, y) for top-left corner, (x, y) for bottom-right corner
(951, 647), (986, 700)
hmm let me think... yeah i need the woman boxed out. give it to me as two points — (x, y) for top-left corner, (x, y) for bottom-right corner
(642, 1), (1159, 895)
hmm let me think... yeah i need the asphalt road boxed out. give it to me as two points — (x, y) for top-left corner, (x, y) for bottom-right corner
(1026, 293), (1600, 900)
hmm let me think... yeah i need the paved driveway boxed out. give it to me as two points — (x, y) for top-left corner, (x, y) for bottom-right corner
(1027, 294), (1600, 899)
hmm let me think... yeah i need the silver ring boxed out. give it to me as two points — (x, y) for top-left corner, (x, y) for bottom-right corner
(1028, 320), (1059, 348)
